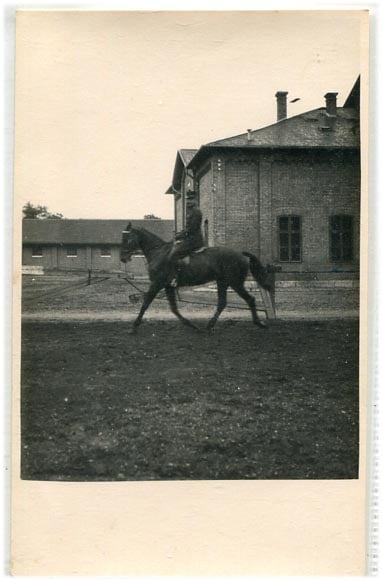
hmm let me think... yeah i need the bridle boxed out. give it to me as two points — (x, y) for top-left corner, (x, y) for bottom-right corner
(120, 230), (136, 262)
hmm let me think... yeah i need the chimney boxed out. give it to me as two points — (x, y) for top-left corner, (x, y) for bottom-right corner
(275, 91), (288, 121)
(324, 92), (338, 116)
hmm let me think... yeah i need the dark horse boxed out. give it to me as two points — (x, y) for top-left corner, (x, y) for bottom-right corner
(120, 223), (272, 332)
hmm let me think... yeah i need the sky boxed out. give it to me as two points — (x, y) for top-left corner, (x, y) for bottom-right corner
(14, 10), (364, 219)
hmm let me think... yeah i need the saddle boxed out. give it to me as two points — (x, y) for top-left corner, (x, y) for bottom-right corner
(180, 246), (207, 265)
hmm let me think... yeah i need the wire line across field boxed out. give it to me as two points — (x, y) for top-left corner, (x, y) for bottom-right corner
(22, 272), (269, 313)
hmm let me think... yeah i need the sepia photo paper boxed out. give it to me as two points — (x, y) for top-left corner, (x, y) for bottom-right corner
(12, 9), (369, 576)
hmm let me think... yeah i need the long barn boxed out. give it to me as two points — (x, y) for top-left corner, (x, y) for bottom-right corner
(22, 219), (174, 276)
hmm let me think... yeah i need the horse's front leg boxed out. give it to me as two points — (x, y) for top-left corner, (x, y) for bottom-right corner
(131, 282), (162, 333)
(165, 286), (200, 330)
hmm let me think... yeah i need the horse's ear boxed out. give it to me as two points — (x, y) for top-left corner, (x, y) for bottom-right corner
(126, 222), (131, 231)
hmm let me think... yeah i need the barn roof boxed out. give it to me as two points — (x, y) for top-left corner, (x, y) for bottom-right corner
(22, 219), (175, 245)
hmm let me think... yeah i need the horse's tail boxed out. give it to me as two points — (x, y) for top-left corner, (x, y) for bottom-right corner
(242, 251), (272, 291)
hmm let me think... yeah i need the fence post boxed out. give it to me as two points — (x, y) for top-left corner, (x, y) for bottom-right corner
(87, 269), (92, 285)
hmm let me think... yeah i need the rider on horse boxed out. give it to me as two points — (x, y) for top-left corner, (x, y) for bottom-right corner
(168, 190), (205, 286)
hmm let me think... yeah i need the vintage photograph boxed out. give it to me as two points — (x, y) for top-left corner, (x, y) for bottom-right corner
(17, 11), (363, 483)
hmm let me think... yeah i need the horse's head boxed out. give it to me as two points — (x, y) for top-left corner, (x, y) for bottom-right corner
(120, 223), (140, 263)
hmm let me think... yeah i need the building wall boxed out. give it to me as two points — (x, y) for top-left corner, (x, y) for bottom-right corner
(224, 157), (259, 252)
(23, 245), (133, 272)
(198, 163), (214, 246)
(270, 149), (360, 271)
(175, 194), (183, 233)
(90, 247), (122, 271)
(193, 148), (360, 274)
(57, 246), (88, 270)
(23, 246), (58, 269)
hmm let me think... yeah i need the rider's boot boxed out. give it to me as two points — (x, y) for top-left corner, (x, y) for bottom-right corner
(168, 262), (180, 288)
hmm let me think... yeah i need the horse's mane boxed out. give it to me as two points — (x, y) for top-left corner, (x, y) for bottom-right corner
(134, 226), (172, 249)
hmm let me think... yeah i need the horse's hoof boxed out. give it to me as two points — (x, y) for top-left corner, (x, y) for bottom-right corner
(192, 324), (204, 333)
(255, 320), (267, 329)
(188, 320), (203, 331)
(128, 327), (138, 335)
(182, 321), (199, 331)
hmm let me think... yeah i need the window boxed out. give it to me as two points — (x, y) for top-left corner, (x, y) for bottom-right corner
(100, 246), (111, 257)
(278, 216), (302, 262)
(31, 246), (43, 258)
(66, 246), (78, 257)
(330, 215), (353, 261)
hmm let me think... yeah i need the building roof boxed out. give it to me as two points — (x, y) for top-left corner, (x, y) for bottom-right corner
(343, 77), (360, 111)
(23, 219), (175, 245)
(205, 107), (359, 149)
(188, 106), (359, 169)
(178, 149), (198, 166)
(167, 149), (198, 193)
(185, 77), (360, 170)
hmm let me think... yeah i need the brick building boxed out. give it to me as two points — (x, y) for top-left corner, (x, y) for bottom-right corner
(166, 149), (198, 234)
(22, 219), (174, 276)
(166, 79), (360, 311)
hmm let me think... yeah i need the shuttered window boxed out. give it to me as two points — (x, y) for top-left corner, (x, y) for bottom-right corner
(330, 215), (353, 261)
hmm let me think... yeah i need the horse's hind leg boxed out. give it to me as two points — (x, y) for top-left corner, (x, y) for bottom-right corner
(165, 286), (199, 330)
(207, 280), (228, 330)
(231, 283), (266, 328)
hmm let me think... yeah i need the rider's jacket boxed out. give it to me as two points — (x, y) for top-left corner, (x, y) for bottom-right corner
(175, 207), (204, 248)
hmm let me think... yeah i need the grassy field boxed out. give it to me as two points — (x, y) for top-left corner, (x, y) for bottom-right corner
(21, 318), (359, 481)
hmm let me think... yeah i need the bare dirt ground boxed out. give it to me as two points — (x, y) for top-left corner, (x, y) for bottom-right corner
(21, 273), (358, 321)
(21, 320), (359, 481)
(20, 274), (359, 481)
(21, 273), (266, 318)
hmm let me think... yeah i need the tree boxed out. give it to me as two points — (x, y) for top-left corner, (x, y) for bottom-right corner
(143, 214), (161, 220)
(23, 203), (64, 219)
